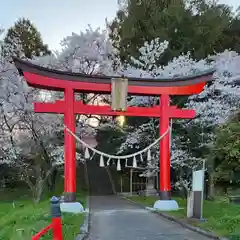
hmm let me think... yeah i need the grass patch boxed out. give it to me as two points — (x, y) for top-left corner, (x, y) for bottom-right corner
(0, 190), (87, 240)
(128, 195), (240, 239)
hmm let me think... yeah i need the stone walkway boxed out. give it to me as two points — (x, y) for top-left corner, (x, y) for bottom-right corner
(86, 196), (212, 240)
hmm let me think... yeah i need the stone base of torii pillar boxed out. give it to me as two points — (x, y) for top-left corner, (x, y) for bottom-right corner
(153, 199), (179, 211)
(59, 196), (84, 213)
(60, 202), (84, 213)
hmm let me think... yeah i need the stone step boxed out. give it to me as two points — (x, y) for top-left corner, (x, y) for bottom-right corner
(87, 158), (114, 196)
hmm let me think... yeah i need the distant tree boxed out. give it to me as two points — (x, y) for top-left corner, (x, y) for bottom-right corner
(108, 0), (236, 63)
(212, 112), (240, 186)
(3, 18), (51, 59)
(223, 16), (240, 53)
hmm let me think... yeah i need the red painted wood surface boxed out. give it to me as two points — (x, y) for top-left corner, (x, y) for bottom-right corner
(24, 72), (206, 95)
(64, 88), (76, 194)
(34, 100), (196, 119)
(159, 95), (171, 193)
(52, 217), (63, 240)
(32, 223), (52, 240)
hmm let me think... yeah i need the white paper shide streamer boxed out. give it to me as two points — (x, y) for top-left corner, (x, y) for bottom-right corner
(84, 147), (90, 159)
(133, 156), (137, 168)
(100, 155), (105, 167)
(147, 149), (151, 161)
(117, 159), (121, 171)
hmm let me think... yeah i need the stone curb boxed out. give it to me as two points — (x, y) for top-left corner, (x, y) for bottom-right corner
(76, 196), (90, 240)
(122, 197), (229, 240)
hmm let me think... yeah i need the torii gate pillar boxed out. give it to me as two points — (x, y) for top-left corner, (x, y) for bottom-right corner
(159, 94), (171, 199)
(64, 87), (76, 202)
(153, 94), (179, 209)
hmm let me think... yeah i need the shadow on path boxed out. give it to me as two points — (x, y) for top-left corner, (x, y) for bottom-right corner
(86, 196), (212, 240)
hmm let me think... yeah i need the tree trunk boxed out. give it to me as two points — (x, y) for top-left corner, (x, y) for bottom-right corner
(47, 168), (58, 191)
(32, 179), (44, 203)
(208, 174), (215, 199)
(207, 158), (215, 200)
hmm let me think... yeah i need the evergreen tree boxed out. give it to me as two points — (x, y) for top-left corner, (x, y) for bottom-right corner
(211, 112), (240, 186)
(3, 18), (51, 59)
(108, 0), (236, 64)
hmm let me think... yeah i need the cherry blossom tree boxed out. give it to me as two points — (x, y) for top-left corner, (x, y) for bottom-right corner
(99, 35), (239, 191)
(1, 24), (239, 199)
(0, 36), (76, 201)
(117, 40), (239, 148)
(52, 27), (238, 168)
(30, 28), (240, 198)
(0, 60), (64, 201)
(0, 27), (116, 201)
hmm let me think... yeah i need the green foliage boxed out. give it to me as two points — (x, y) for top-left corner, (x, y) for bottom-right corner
(96, 123), (126, 154)
(109, 0), (238, 63)
(129, 195), (240, 237)
(105, 0), (239, 176)
(3, 18), (51, 59)
(0, 191), (86, 240)
(212, 112), (240, 183)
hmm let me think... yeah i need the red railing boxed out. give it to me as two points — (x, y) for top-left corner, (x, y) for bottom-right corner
(32, 196), (63, 240)
(32, 223), (53, 240)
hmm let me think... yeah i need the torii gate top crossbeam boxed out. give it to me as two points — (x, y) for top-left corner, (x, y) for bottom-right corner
(13, 58), (215, 96)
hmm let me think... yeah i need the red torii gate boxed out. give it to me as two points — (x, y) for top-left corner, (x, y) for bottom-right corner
(13, 57), (214, 202)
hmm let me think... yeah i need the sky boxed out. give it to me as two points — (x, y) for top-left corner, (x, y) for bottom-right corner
(0, 0), (118, 50)
(0, 0), (239, 50)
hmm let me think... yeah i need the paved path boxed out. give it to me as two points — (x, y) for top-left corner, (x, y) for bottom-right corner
(86, 196), (212, 240)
